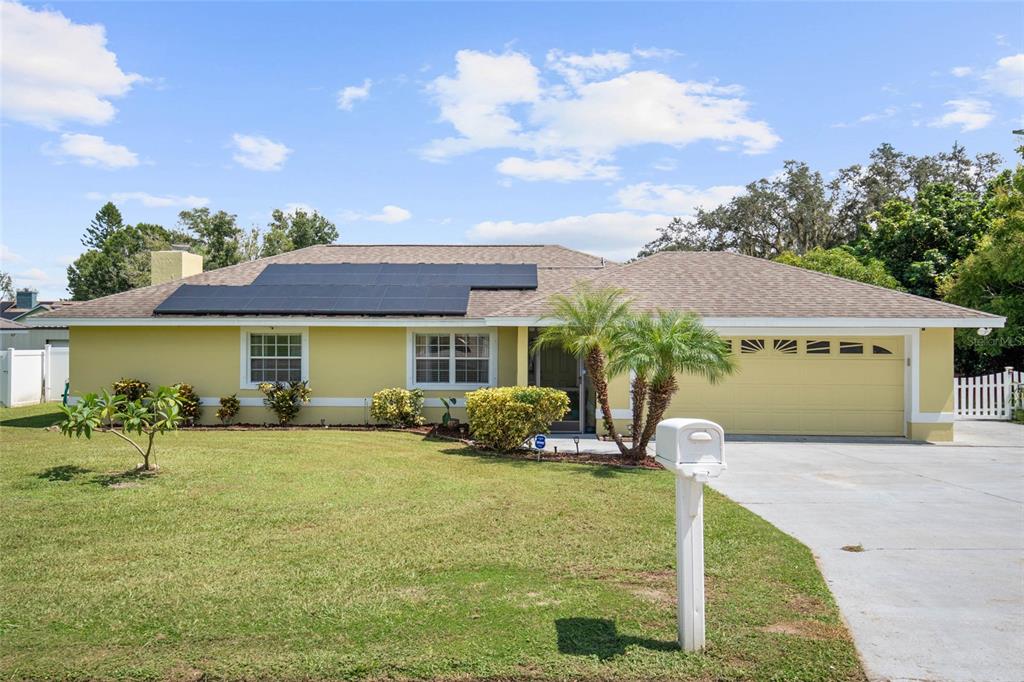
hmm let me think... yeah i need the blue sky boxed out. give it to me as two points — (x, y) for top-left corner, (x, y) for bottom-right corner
(2, 1), (1022, 299)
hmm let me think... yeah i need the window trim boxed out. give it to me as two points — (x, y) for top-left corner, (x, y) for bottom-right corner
(406, 328), (498, 390)
(239, 327), (309, 389)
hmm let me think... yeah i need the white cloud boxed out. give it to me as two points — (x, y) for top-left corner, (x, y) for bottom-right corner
(982, 53), (1024, 98)
(283, 202), (315, 215)
(950, 66), (973, 78)
(615, 182), (744, 214)
(470, 211), (673, 262)
(632, 47), (683, 60)
(340, 205), (412, 224)
(51, 133), (138, 168)
(14, 266), (66, 298)
(87, 191), (209, 208)
(337, 79), (372, 111)
(496, 156), (619, 182)
(652, 157), (677, 172)
(0, 1), (143, 129)
(231, 134), (292, 171)
(545, 49), (632, 87)
(422, 49), (779, 176)
(423, 50), (541, 160)
(832, 105), (900, 128)
(929, 99), (994, 132)
(0, 244), (24, 265)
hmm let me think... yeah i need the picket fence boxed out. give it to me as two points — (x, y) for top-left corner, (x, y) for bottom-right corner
(954, 367), (1021, 420)
(0, 345), (70, 408)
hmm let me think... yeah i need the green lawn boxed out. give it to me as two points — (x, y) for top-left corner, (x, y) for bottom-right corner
(0, 404), (864, 681)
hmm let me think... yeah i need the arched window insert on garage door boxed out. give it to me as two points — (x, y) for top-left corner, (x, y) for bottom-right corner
(806, 340), (831, 354)
(872, 344), (894, 355)
(740, 338), (766, 354)
(839, 341), (864, 354)
(773, 339), (798, 354)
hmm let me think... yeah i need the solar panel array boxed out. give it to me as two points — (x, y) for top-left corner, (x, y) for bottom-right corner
(154, 263), (538, 316)
(253, 263), (537, 289)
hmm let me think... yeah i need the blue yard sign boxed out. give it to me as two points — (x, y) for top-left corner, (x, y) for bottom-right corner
(534, 434), (546, 449)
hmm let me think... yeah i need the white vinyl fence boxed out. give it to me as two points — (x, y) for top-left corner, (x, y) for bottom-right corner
(954, 366), (1021, 420)
(0, 345), (70, 408)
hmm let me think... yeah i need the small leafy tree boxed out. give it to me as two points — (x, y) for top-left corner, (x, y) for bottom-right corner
(535, 284), (632, 454)
(59, 387), (183, 471)
(258, 381), (311, 425)
(609, 312), (736, 459)
(217, 394), (241, 424)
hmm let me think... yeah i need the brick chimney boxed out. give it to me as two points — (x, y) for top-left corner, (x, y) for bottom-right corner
(15, 288), (37, 309)
(151, 245), (203, 285)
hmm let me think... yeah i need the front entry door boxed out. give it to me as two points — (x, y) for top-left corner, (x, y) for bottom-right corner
(533, 342), (594, 433)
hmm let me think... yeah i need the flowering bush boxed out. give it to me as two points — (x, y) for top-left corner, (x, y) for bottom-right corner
(174, 383), (202, 425)
(258, 380), (312, 425)
(111, 377), (150, 402)
(465, 387), (569, 452)
(370, 388), (425, 427)
(216, 394), (240, 424)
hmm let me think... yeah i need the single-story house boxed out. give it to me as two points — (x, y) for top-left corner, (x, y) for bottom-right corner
(1, 289), (70, 350)
(35, 244), (1004, 441)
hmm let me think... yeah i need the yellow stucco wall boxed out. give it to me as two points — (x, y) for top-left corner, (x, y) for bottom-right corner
(70, 325), (525, 425)
(601, 335), (910, 438)
(150, 251), (203, 285)
(909, 327), (954, 442)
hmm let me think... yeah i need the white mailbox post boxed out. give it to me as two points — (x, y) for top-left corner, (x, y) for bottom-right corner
(654, 418), (726, 652)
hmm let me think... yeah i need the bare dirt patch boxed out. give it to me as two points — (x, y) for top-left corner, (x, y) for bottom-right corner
(762, 620), (849, 640)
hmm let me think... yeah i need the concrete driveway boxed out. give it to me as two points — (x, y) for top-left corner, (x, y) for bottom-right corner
(711, 422), (1024, 682)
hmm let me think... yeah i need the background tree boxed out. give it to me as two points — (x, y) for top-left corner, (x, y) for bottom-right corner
(640, 143), (1002, 260)
(260, 224), (294, 257)
(177, 208), (243, 270)
(860, 183), (988, 297)
(774, 247), (902, 289)
(941, 165), (1024, 373)
(81, 202), (124, 250)
(267, 208), (338, 249)
(0, 271), (14, 300)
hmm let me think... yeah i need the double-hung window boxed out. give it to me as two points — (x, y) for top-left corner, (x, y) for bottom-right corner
(243, 330), (307, 387)
(412, 331), (493, 388)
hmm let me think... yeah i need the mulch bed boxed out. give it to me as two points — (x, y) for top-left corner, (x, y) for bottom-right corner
(179, 422), (659, 470)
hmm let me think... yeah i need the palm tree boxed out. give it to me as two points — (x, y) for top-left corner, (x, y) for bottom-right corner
(609, 311), (736, 459)
(534, 284), (632, 455)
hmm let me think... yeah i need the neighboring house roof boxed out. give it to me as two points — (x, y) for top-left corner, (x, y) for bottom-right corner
(494, 251), (1001, 321)
(35, 244), (613, 320)
(0, 317), (27, 330)
(0, 300), (64, 321)
(33, 244), (1001, 324)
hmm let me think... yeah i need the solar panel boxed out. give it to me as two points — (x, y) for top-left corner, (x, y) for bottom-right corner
(154, 283), (472, 316)
(252, 263), (538, 289)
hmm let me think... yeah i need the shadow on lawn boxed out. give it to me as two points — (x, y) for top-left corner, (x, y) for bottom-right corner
(436, 445), (646, 478)
(1, 410), (64, 429)
(555, 617), (678, 660)
(35, 464), (92, 481)
(34, 464), (155, 488)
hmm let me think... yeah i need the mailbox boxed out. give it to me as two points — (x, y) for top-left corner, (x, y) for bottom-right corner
(655, 418), (726, 481)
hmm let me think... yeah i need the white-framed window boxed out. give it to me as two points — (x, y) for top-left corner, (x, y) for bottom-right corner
(407, 329), (497, 390)
(240, 327), (309, 389)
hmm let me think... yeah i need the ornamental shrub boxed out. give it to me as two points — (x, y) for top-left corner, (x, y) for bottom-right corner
(465, 386), (570, 452)
(217, 394), (240, 424)
(174, 383), (202, 425)
(258, 380), (312, 425)
(112, 377), (150, 402)
(370, 388), (425, 427)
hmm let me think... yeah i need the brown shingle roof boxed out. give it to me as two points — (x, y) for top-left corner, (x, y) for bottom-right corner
(36, 244), (612, 319)
(493, 251), (1001, 320)
(37, 245), (998, 322)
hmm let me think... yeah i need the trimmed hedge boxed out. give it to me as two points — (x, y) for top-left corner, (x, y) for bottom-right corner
(370, 388), (425, 427)
(465, 386), (570, 452)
